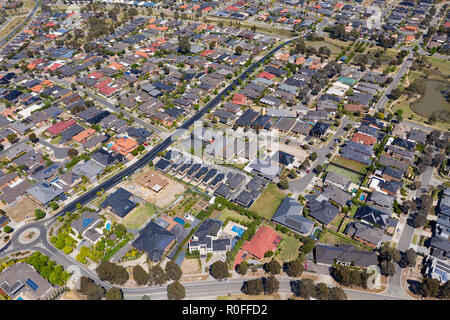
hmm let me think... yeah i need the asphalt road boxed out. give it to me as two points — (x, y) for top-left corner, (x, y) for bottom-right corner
(0, 0), (38, 47)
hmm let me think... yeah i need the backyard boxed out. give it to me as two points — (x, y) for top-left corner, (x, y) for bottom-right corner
(330, 156), (368, 174)
(218, 207), (252, 224)
(250, 183), (286, 220)
(275, 236), (301, 262)
(325, 163), (364, 184)
(122, 202), (156, 230)
(319, 230), (370, 251)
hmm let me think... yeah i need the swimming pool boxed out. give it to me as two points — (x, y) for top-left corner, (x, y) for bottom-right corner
(174, 217), (185, 226)
(231, 225), (245, 237)
(106, 223), (111, 231)
(360, 195), (365, 201)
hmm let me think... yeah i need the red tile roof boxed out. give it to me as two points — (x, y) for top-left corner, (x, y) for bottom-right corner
(241, 226), (281, 260)
(351, 132), (377, 146)
(47, 119), (76, 136)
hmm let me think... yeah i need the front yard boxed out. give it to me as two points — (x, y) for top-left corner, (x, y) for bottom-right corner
(275, 236), (301, 262)
(122, 202), (156, 230)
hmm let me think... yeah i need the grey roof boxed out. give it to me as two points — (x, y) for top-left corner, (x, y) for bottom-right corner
(71, 211), (101, 235)
(193, 218), (223, 240)
(100, 188), (136, 218)
(345, 222), (384, 246)
(355, 205), (391, 228)
(72, 159), (105, 180)
(132, 222), (176, 262)
(320, 185), (352, 207)
(369, 190), (395, 208)
(314, 244), (377, 267)
(307, 199), (339, 225)
(0, 263), (53, 299)
(272, 197), (314, 235)
(325, 171), (350, 189)
(26, 182), (63, 205)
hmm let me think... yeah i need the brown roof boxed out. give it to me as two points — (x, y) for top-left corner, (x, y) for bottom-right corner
(343, 103), (363, 113)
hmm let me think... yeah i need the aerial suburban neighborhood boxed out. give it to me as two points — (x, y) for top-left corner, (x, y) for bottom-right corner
(0, 0), (448, 305)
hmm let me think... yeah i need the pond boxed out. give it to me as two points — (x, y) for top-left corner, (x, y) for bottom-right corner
(410, 79), (450, 121)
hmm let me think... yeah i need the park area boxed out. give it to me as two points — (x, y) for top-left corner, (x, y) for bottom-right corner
(122, 202), (156, 230)
(250, 183), (286, 220)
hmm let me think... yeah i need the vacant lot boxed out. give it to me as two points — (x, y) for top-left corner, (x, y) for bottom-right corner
(122, 203), (156, 230)
(181, 258), (201, 274)
(331, 156), (367, 174)
(250, 183), (286, 220)
(305, 37), (348, 57)
(218, 208), (252, 224)
(122, 168), (185, 209)
(0, 16), (26, 40)
(5, 197), (39, 223)
(276, 236), (301, 262)
(326, 163), (364, 184)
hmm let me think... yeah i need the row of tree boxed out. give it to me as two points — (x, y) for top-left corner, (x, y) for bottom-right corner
(78, 276), (123, 300)
(242, 276), (280, 296)
(132, 261), (183, 286)
(291, 279), (347, 300)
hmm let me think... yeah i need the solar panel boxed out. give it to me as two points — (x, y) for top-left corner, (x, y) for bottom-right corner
(25, 278), (38, 291)
(82, 218), (94, 229)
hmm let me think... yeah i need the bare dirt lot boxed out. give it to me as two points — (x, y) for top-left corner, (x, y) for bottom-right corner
(59, 290), (85, 300)
(181, 258), (201, 274)
(5, 197), (40, 223)
(278, 143), (309, 163)
(121, 168), (185, 209)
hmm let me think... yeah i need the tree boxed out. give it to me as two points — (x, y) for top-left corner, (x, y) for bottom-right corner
(96, 261), (129, 285)
(178, 36), (191, 54)
(79, 276), (105, 300)
(284, 259), (304, 278)
(3, 226), (13, 233)
(114, 224), (127, 238)
(412, 212), (428, 228)
(300, 238), (315, 254)
(421, 278), (440, 298)
(440, 281), (450, 299)
(379, 243), (401, 263)
(106, 287), (123, 300)
(389, 88), (402, 100)
(165, 261), (182, 281)
(405, 248), (417, 268)
(243, 278), (264, 295)
(297, 279), (316, 299)
(315, 282), (329, 300)
(236, 261), (248, 275)
(235, 46), (243, 55)
(379, 260), (396, 277)
(133, 265), (148, 286)
(68, 148), (78, 158)
(148, 266), (167, 286)
(167, 281), (185, 300)
(310, 152), (318, 161)
(264, 275), (279, 295)
(29, 132), (38, 143)
(328, 286), (347, 300)
(278, 178), (289, 190)
(35, 209), (46, 220)
(263, 259), (281, 275)
(210, 261), (229, 280)
(6, 133), (18, 143)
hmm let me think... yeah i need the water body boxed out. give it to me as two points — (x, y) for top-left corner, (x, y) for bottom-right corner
(410, 79), (450, 121)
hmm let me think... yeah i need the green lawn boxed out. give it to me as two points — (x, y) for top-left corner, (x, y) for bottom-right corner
(250, 183), (286, 220)
(331, 156), (368, 174)
(349, 205), (359, 218)
(305, 37), (348, 57)
(319, 231), (370, 251)
(426, 56), (450, 76)
(275, 236), (301, 262)
(122, 203), (155, 229)
(218, 207), (252, 224)
(330, 214), (344, 229)
(50, 135), (62, 145)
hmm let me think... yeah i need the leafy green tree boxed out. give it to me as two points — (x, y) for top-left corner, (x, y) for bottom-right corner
(243, 278), (264, 295)
(165, 261), (182, 281)
(315, 282), (329, 300)
(236, 261), (248, 275)
(328, 286), (347, 300)
(96, 261), (129, 285)
(106, 287), (123, 300)
(210, 261), (229, 280)
(404, 249), (417, 268)
(148, 265), (167, 286)
(4, 226), (13, 233)
(301, 238), (316, 253)
(35, 209), (46, 220)
(133, 265), (148, 286)
(263, 259), (281, 275)
(264, 275), (279, 295)
(421, 278), (440, 298)
(167, 281), (185, 300)
(284, 259), (304, 278)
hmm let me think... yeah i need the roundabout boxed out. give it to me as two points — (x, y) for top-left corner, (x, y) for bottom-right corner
(17, 227), (41, 246)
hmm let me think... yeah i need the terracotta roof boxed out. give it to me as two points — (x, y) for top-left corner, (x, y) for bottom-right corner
(241, 226), (281, 260)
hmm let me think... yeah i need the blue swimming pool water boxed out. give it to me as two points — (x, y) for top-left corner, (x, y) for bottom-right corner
(106, 223), (111, 231)
(107, 143), (113, 148)
(360, 195), (365, 201)
(231, 225), (245, 237)
(17, 297), (23, 300)
(174, 217), (185, 225)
